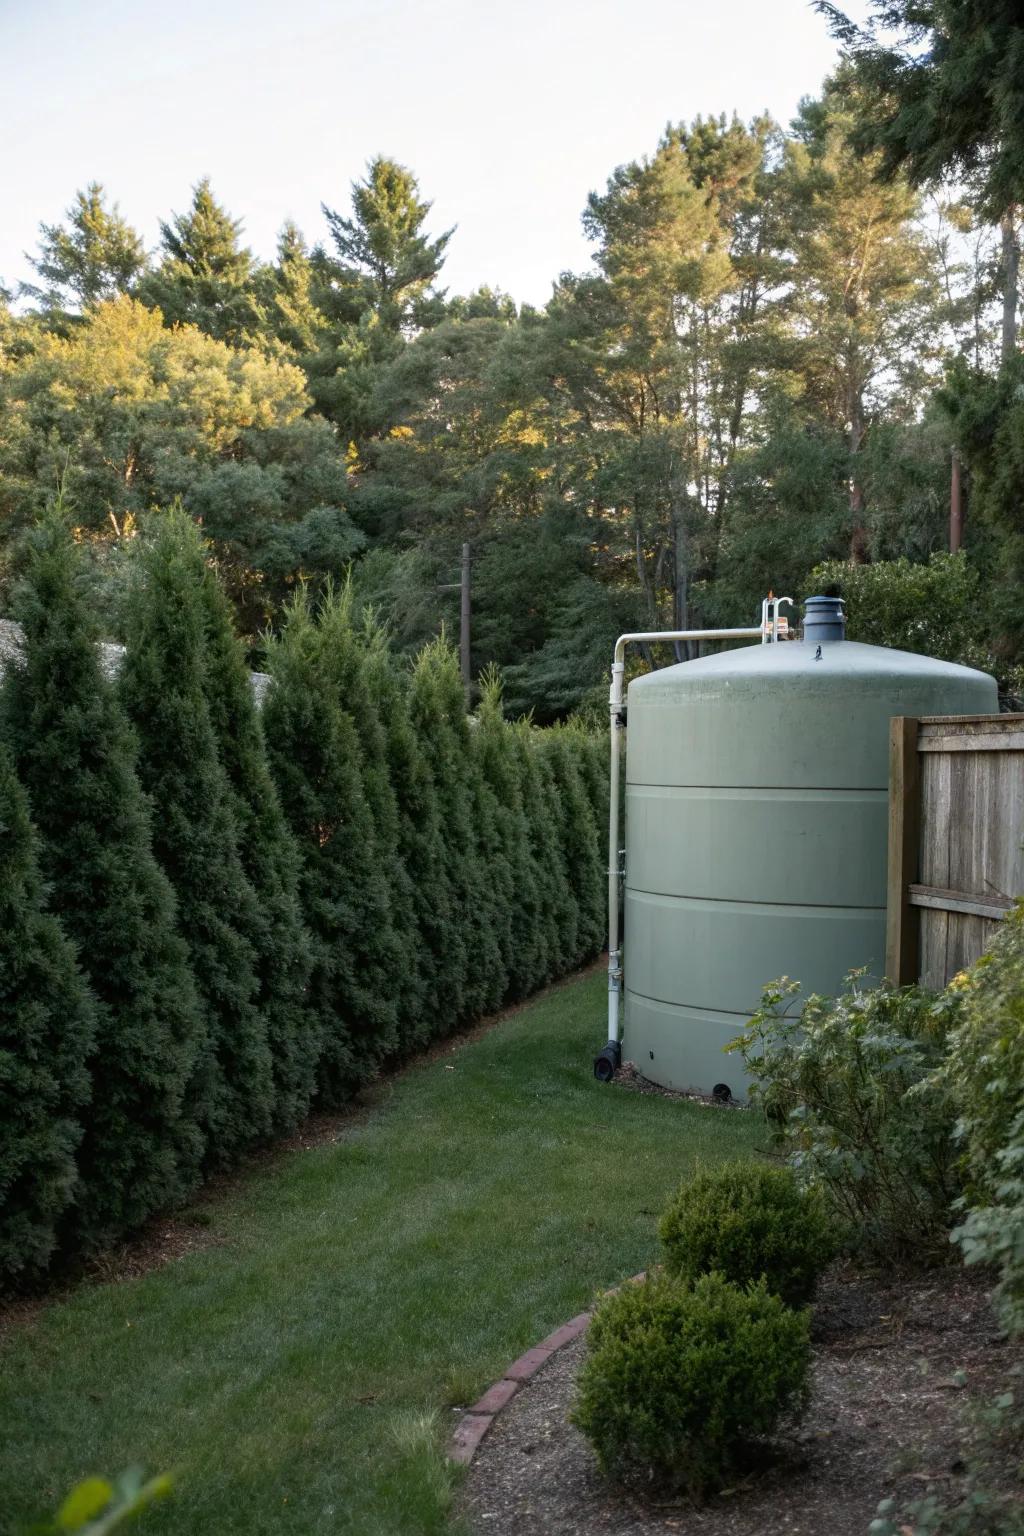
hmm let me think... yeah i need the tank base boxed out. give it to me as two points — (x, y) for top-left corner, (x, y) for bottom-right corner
(623, 990), (754, 1101)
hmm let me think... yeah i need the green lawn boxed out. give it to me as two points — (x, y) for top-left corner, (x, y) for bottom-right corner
(1, 969), (763, 1536)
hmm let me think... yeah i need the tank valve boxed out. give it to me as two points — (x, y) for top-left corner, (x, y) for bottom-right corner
(712, 1082), (733, 1105)
(594, 1042), (621, 1082)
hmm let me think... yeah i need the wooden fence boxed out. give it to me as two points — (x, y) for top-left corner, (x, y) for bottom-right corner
(886, 714), (1024, 989)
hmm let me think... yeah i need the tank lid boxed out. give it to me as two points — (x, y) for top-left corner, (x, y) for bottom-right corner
(803, 594), (845, 644)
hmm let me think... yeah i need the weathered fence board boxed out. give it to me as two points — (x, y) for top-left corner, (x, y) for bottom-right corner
(886, 714), (1024, 989)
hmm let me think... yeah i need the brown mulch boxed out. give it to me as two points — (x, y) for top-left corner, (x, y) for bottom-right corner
(613, 1060), (748, 1109)
(459, 1263), (1020, 1536)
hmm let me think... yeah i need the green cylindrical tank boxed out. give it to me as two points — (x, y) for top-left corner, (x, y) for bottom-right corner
(623, 599), (998, 1096)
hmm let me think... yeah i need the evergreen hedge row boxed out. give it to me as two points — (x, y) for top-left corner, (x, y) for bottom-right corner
(0, 512), (608, 1285)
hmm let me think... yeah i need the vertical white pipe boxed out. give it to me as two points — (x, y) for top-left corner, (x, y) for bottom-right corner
(603, 623), (765, 1051)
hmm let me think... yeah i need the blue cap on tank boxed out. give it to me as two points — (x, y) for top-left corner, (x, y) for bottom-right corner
(802, 595), (846, 644)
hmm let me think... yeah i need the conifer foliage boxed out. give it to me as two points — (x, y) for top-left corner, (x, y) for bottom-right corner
(118, 511), (273, 1164)
(0, 512), (607, 1285)
(0, 742), (94, 1279)
(2, 513), (205, 1243)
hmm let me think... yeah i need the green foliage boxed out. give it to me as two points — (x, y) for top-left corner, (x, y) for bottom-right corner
(810, 551), (990, 668)
(730, 974), (962, 1263)
(198, 564), (316, 1134)
(321, 156), (452, 333)
(119, 511), (273, 1163)
(0, 740), (94, 1281)
(22, 183), (147, 317)
(36, 1469), (172, 1535)
(408, 639), (505, 1027)
(658, 1160), (835, 1307)
(2, 511), (205, 1244)
(262, 592), (397, 1096)
(537, 726), (604, 966)
(140, 178), (263, 345)
(946, 905), (1024, 1334)
(572, 1271), (810, 1496)
(818, 2), (1024, 223)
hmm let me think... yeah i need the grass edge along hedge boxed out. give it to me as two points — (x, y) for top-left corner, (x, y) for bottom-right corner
(0, 512), (608, 1285)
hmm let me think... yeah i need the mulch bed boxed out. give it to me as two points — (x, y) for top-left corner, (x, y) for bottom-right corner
(612, 1060), (748, 1109)
(459, 1262), (1020, 1536)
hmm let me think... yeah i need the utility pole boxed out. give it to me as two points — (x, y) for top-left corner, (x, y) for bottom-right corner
(950, 447), (963, 554)
(438, 541), (472, 708)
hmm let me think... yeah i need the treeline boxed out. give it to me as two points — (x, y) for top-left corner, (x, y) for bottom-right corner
(3, 49), (1024, 720)
(0, 510), (606, 1287)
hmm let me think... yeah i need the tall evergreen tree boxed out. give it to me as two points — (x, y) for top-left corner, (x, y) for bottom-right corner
(3, 512), (205, 1243)
(322, 157), (453, 332)
(317, 588), (421, 1051)
(141, 179), (263, 344)
(262, 593), (398, 1097)
(0, 741), (94, 1281)
(361, 619), (450, 1046)
(408, 639), (506, 1024)
(198, 566), (317, 1133)
(22, 183), (147, 317)
(817, 1), (1024, 358)
(119, 510), (273, 1161)
(474, 669), (545, 1000)
(511, 721), (579, 984)
(539, 727), (605, 964)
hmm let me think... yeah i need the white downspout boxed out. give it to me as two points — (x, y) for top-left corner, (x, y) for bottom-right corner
(595, 603), (790, 1080)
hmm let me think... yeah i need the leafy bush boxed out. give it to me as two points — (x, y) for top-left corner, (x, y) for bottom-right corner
(572, 1271), (810, 1497)
(809, 552), (986, 668)
(947, 904), (1024, 1334)
(729, 974), (962, 1263)
(658, 1160), (835, 1307)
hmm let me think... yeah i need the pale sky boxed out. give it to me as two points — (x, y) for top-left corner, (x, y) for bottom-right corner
(2, 0), (867, 308)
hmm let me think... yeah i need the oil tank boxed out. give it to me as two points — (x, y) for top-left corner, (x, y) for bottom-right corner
(623, 596), (998, 1095)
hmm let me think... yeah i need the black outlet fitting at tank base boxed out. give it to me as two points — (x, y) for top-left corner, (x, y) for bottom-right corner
(802, 594), (846, 645)
(593, 1042), (621, 1081)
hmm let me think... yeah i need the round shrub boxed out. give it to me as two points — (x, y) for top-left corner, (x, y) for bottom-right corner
(572, 1271), (810, 1496)
(658, 1160), (835, 1307)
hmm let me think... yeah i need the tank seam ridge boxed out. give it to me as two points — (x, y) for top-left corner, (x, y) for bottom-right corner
(624, 887), (887, 912)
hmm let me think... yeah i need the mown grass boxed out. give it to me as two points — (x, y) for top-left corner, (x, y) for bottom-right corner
(1, 969), (763, 1535)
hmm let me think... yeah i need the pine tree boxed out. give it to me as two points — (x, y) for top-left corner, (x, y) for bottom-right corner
(2, 512), (205, 1244)
(119, 510), (273, 1161)
(0, 741), (94, 1281)
(317, 589), (421, 1051)
(322, 157), (453, 331)
(22, 183), (147, 317)
(262, 593), (398, 1097)
(198, 567), (317, 1134)
(141, 179), (263, 344)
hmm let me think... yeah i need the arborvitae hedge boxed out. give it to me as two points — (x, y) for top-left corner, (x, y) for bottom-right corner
(262, 593), (398, 1098)
(0, 519), (608, 1284)
(361, 620), (450, 1049)
(0, 742), (95, 1280)
(119, 511), (274, 1164)
(409, 640), (506, 1026)
(474, 669), (544, 1001)
(198, 568), (317, 1134)
(3, 515), (205, 1243)
(317, 590), (421, 1052)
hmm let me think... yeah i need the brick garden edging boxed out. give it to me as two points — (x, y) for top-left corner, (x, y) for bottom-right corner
(448, 1272), (647, 1466)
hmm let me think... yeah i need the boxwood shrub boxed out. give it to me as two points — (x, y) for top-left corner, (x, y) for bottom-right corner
(572, 1271), (810, 1497)
(659, 1160), (835, 1307)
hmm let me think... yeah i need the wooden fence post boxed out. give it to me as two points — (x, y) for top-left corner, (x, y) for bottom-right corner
(886, 716), (921, 986)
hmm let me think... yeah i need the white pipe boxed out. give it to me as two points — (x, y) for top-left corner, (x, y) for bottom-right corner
(604, 620), (768, 1054)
